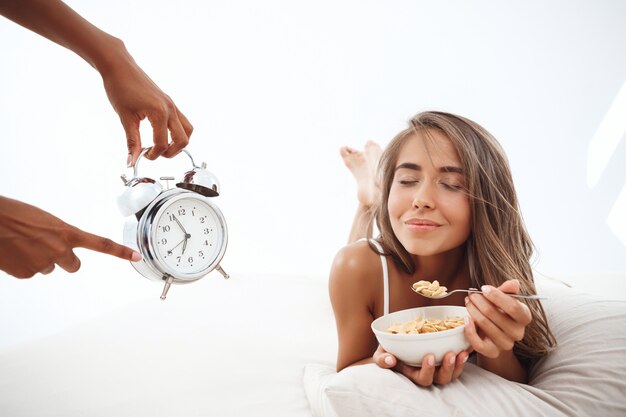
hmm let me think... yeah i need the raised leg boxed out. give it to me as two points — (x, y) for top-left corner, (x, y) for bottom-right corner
(340, 141), (383, 244)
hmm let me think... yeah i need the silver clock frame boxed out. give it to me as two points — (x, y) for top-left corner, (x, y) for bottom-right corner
(123, 188), (228, 286)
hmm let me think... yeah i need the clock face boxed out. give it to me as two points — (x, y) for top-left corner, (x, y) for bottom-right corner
(151, 196), (225, 277)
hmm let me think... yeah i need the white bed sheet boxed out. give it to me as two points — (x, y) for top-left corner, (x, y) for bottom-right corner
(0, 274), (337, 417)
(5, 272), (624, 417)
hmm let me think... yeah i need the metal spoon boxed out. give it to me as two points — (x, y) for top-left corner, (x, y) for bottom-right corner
(411, 286), (547, 300)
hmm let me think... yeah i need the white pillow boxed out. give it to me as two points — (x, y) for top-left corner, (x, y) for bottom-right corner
(306, 362), (562, 417)
(304, 277), (626, 417)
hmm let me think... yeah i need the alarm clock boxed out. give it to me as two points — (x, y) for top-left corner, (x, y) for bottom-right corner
(118, 148), (229, 300)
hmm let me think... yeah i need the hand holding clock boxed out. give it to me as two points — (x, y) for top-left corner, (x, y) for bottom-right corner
(0, 197), (142, 279)
(0, 0), (193, 167)
(0, 0), (194, 279)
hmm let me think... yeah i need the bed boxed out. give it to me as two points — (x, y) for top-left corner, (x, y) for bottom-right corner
(1, 273), (625, 416)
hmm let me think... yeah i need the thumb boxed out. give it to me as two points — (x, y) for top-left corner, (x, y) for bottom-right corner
(120, 114), (142, 166)
(373, 345), (396, 369)
(69, 227), (142, 262)
(497, 279), (520, 295)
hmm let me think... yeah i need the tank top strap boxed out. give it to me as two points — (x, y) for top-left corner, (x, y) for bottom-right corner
(366, 239), (389, 316)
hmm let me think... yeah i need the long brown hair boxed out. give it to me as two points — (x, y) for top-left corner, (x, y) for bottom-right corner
(372, 111), (556, 359)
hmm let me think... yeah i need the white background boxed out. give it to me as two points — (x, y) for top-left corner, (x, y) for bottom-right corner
(1, 0), (625, 350)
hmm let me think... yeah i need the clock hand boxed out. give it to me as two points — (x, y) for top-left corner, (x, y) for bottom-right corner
(182, 233), (190, 255)
(167, 238), (186, 255)
(172, 214), (188, 234)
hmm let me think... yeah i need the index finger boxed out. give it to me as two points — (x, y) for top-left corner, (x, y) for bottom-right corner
(481, 285), (530, 321)
(69, 228), (142, 262)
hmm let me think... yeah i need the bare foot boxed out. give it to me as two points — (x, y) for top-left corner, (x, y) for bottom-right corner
(340, 143), (381, 207)
(364, 140), (383, 187)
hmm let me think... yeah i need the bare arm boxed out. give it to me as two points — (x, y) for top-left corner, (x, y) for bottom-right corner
(0, 196), (141, 278)
(0, 0), (118, 71)
(477, 349), (527, 383)
(464, 280), (532, 383)
(329, 245), (379, 371)
(0, 0), (193, 164)
(329, 242), (472, 386)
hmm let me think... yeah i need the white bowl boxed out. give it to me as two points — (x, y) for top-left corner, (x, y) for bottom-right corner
(371, 305), (470, 367)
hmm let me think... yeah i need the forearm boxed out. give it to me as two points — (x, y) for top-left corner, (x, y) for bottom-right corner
(336, 336), (378, 371)
(477, 349), (528, 383)
(0, 0), (129, 74)
(340, 356), (375, 372)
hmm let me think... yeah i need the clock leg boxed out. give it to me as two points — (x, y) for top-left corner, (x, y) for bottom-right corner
(160, 275), (174, 300)
(215, 265), (230, 279)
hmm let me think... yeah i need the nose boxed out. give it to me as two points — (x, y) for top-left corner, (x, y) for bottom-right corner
(412, 182), (434, 209)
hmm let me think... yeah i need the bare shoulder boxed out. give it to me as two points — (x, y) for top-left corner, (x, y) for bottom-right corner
(331, 239), (382, 277)
(329, 240), (382, 305)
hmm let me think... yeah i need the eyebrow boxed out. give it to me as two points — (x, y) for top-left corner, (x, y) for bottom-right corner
(395, 162), (464, 174)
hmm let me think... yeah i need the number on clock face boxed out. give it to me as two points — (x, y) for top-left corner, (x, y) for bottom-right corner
(154, 197), (221, 274)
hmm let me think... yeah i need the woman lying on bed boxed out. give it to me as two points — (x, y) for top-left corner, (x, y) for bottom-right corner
(329, 111), (556, 387)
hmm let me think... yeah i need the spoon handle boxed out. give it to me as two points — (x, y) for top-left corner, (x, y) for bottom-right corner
(461, 289), (547, 300)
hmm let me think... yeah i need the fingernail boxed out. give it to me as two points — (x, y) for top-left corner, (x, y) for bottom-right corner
(462, 355), (468, 363)
(127, 154), (133, 168)
(481, 285), (492, 294)
(449, 356), (456, 365)
(427, 356), (435, 367)
(463, 316), (469, 325)
(464, 296), (469, 304)
(131, 251), (142, 262)
(384, 356), (394, 366)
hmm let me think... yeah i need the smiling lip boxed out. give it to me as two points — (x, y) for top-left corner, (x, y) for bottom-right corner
(404, 218), (441, 231)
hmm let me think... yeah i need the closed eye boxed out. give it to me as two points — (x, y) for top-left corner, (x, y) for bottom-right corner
(439, 182), (464, 191)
